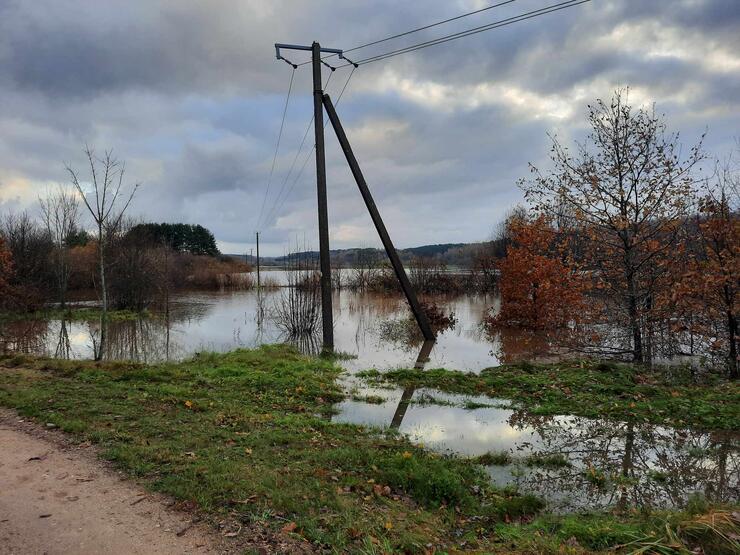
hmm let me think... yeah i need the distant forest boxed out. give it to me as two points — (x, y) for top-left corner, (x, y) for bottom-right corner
(130, 223), (220, 256)
(236, 241), (504, 268)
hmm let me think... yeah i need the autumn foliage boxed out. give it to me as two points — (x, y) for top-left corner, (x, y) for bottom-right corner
(491, 215), (587, 330)
(675, 188), (739, 379)
(0, 236), (13, 304)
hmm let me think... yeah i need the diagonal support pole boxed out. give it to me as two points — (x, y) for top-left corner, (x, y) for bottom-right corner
(322, 93), (435, 341)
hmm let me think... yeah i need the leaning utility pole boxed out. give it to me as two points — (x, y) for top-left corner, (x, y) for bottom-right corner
(323, 94), (434, 341)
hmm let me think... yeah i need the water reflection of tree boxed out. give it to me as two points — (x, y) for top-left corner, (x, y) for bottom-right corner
(504, 411), (739, 512)
(95, 317), (182, 362)
(279, 329), (322, 356)
(0, 319), (50, 355)
(486, 326), (569, 364)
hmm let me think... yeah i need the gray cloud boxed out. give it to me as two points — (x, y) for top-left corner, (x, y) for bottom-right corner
(0, 0), (738, 254)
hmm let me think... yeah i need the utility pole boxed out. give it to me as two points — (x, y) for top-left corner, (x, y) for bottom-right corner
(312, 41), (334, 352)
(273, 42), (433, 350)
(274, 42), (343, 353)
(256, 232), (261, 291)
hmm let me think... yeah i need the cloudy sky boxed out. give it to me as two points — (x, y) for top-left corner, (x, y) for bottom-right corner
(1, 0), (738, 255)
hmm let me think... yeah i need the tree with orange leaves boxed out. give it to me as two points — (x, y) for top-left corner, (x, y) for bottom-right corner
(521, 89), (704, 362)
(677, 164), (739, 379)
(0, 236), (14, 306)
(492, 214), (587, 330)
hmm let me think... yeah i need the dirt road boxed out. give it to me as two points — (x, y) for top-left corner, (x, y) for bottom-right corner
(0, 411), (225, 555)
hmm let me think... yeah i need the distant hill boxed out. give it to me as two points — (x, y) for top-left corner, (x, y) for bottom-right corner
(228, 242), (497, 268)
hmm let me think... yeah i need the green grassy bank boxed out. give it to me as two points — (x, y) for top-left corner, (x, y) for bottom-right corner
(0, 306), (148, 322)
(0, 347), (737, 553)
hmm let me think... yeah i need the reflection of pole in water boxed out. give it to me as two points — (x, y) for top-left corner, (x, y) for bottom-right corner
(390, 386), (415, 430)
(164, 308), (171, 361)
(254, 287), (265, 347)
(415, 339), (435, 369)
(390, 339), (435, 429)
(55, 319), (71, 359)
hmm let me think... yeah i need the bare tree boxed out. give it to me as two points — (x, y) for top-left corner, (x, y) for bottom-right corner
(66, 147), (139, 360)
(522, 89), (704, 363)
(39, 185), (79, 307)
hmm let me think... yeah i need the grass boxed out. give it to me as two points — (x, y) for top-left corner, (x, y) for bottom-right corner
(473, 451), (512, 466)
(0, 346), (736, 553)
(0, 346), (541, 552)
(493, 510), (739, 554)
(524, 453), (571, 469)
(472, 451), (570, 469)
(0, 306), (147, 322)
(358, 359), (740, 431)
(351, 394), (386, 405)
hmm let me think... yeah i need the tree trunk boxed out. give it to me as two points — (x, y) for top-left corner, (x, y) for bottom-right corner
(728, 309), (738, 380)
(97, 226), (107, 361)
(626, 273), (643, 363)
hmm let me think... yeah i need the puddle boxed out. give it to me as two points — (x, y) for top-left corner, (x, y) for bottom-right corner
(333, 381), (740, 512)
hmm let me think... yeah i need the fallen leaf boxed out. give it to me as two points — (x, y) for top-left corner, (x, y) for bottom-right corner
(281, 522), (297, 534)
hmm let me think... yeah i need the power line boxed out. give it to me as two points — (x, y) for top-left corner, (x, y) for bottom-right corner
(340, 0), (591, 67)
(260, 70), (337, 230)
(297, 0), (519, 67)
(344, 0), (518, 54)
(263, 67), (357, 228)
(265, 67), (357, 230)
(262, 0), (590, 227)
(256, 67), (296, 232)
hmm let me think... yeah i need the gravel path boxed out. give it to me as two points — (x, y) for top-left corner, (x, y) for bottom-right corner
(0, 410), (227, 555)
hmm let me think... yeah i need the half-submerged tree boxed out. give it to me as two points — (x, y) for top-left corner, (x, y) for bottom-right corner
(492, 213), (587, 330)
(67, 147), (139, 360)
(522, 89), (704, 363)
(678, 158), (739, 379)
(39, 185), (79, 308)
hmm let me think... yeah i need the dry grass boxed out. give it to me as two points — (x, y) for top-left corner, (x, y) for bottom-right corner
(185, 255), (253, 289)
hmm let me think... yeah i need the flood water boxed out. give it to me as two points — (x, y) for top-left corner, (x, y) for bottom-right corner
(334, 383), (739, 512)
(2, 278), (737, 511)
(0, 280), (533, 371)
